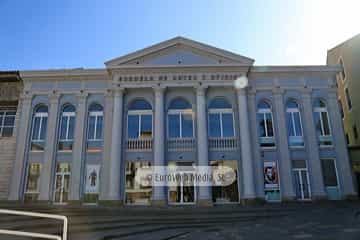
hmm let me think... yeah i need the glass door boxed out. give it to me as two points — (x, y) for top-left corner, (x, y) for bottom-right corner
(292, 168), (311, 200)
(168, 171), (196, 205)
(53, 163), (71, 204)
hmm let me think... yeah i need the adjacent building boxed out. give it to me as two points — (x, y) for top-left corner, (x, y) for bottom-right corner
(327, 33), (360, 196)
(5, 37), (357, 206)
(0, 71), (22, 200)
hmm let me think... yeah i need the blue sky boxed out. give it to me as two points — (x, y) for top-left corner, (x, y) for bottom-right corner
(0, 0), (359, 70)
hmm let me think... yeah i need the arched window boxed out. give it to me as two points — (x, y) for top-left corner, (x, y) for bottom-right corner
(31, 105), (48, 151)
(127, 99), (152, 139)
(168, 98), (194, 138)
(58, 104), (76, 151)
(87, 103), (104, 150)
(257, 100), (275, 147)
(286, 100), (304, 147)
(208, 97), (234, 138)
(313, 99), (332, 146)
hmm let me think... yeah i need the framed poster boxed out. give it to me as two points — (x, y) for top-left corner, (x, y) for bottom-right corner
(264, 161), (279, 190)
(85, 165), (100, 194)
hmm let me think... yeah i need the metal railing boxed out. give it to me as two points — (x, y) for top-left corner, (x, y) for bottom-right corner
(167, 138), (196, 151)
(208, 137), (238, 150)
(126, 138), (153, 151)
(0, 209), (68, 240)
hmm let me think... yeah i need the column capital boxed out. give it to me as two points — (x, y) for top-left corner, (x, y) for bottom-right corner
(153, 85), (166, 94)
(300, 87), (313, 95)
(272, 87), (285, 95)
(76, 91), (88, 103)
(20, 91), (33, 102)
(113, 87), (125, 97)
(48, 91), (60, 104)
(195, 84), (208, 96)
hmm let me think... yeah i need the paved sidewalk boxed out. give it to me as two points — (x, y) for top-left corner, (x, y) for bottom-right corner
(0, 201), (359, 239)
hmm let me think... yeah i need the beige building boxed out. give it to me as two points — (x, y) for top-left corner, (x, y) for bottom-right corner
(0, 71), (22, 200)
(327, 33), (360, 195)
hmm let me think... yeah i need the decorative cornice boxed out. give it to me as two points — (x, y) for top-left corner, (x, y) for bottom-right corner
(251, 65), (342, 73)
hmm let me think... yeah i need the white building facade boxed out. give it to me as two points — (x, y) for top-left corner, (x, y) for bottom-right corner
(7, 37), (357, 206)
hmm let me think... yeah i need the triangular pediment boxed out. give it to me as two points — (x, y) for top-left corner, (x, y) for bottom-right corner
(105, 36), (254, 67)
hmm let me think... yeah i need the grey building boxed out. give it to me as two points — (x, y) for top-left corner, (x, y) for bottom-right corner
(4, 37), (357, 206)
(327, 33), (360, 196)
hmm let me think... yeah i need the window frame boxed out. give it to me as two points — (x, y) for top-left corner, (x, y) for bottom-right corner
(345, 88), (352, 110)
(286, 101), (304, 147)
(0, 106), (16, 137)
(257, 102), (275, 148)
(58, 107), (76, 151)
(127, 109), (153, 139)
(30, 108), (48, 152)
(167, 109), (194, 139)
(208, 108), (235, 138)
(314, 102), (333, 147)
(87, 105), (104, 151)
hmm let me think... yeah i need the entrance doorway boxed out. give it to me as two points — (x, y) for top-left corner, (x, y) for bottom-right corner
(168, 162), (196, 205)
(53, 163), (71, 204)
(292, 168), (311, 200)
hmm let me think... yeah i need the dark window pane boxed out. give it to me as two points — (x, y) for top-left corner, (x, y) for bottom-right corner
(181, 114), (193, 138)
(129, 99), (152, 110)
(169, 114), (180, 138)
(60, 116), (67, 139)
(314, 112), (322, 136)
(32, 117), (41, 140)
(4, 116), (15, 126)
(140, 115), (152, 138)
(257, 113), (266, 137)
(222, 113), (234, 137)
(68, 116), (75, 139)
(2, 127), (13, 137)
(265, 113), (274, 137)
(209, 98), (232, 109)
(63, 105), (75, 112)
(169, 99), (191, 110)
(88, 116), (96, 139)
(293, 112), (302, 136)
(286, 112), (294, 137)
(321, 159), (338, 187)
(128, 115), (139, 138)
(345, 88), (352, 109)
(39, 117), (47, 140)
(96, 116), (103, 139)
(322, 112), (331, 135)
(209, 113), (221, 137)
(35, 105), (48, 113)
(258, 101), (270, 109)
(89, 104), (103, 111)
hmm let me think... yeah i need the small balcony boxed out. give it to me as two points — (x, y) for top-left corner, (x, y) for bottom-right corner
(126, 138), (153, 152)
(208, 137), (238, 150)
(167, 138), (196, 151)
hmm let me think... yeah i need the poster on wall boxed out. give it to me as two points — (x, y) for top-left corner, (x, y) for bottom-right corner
(85, 165), (100, 194)
(264, 161), (279, 189)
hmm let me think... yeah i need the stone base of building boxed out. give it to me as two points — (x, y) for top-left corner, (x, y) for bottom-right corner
(344, 194), (358, 200)
(98, 200), (124, 207)
(197, 199), (213, 207)
(151, 199), (167, 207)
(311, 195), (328, 202)
(240, 197), (264, 206)
(67, 200), (82, 206)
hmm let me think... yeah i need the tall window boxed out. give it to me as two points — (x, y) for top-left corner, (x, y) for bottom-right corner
(24, 163), (41, 202)
(313, 99), (332, 146)
(127, 99), (153, 139)
(345, 88), (352, 110)
(31, 105), (48, 151)
(339, 58), (346, 80)
(257, 100), (275, 147)
(0, 106), (16, 137)
(58, 104), (76, 151)
(208, 97), (234, 138)
(286, 100), (304, 147)
(338, 99), (344, 119)
(87, 103), (103, 151)
(168, 98), (194, 138)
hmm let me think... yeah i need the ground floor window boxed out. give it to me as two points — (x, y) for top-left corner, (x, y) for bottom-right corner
(168, 162), (196, 205)
(24, 163), (41, 202)
(292, 160), (311, 200)
(264, 161), (280, 201)
(210, 160), (239, 203)
(125, 161), (152, 205)
(321, 158), (340, 200)
(83, 164), (100, 204)
(53, 163), (71, 204)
